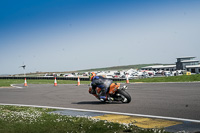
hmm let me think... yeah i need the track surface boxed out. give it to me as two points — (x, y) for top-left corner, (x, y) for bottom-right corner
(0, 82), (200, 120)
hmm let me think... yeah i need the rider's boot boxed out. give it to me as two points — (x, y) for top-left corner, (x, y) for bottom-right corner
(107, 96), (114, 101)
(99, 96), (107, 102)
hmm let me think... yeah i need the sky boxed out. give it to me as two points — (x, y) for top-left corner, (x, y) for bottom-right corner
(0, 0), (200, 75)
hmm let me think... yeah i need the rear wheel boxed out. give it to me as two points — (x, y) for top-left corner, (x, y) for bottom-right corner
(116, 89), (131, 103)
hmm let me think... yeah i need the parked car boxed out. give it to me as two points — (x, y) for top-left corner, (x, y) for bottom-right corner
(121, 74), (137, 79)
(164, 71), (172, 77)
(63, 74), (75, 77)
(105, 75), (113, 79)
(113, 75), (120, 78)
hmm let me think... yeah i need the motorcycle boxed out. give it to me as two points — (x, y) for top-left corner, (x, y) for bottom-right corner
(89, 83), (131, 103)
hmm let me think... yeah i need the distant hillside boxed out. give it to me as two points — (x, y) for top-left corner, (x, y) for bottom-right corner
(76, 63), (165, 72)
(16, 63), (172, 76)
(0, 74), (11, 76)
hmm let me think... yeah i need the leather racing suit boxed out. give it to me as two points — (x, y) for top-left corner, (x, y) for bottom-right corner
(91, 76), (113, 101)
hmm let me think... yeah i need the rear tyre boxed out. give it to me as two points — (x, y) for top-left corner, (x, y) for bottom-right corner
(117, 89), (131, 103)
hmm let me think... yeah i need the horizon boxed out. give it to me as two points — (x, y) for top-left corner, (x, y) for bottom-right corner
(1, 0), (200, 74)
(1, 62), (177, 75)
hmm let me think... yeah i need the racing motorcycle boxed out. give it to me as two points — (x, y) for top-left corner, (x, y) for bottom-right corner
(89, 83), (131, 103)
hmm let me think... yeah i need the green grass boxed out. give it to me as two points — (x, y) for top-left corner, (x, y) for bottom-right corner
(0, 79), (91, 87)
(1, 74), (200, 87)
(129, 74), (200, 83)
(0, 105), (166, 133)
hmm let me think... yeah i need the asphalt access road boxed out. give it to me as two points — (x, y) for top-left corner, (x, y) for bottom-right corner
(0, 82), (200, 120)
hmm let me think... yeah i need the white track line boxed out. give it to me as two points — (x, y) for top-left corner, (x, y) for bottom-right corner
(10, 84), (23, 88)
(1, 103), (200, 123)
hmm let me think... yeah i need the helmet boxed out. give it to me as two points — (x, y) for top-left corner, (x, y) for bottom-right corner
(89, 72), (96, 81)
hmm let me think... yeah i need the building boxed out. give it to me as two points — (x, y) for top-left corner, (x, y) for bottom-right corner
(141, 65), (176, 71)
(186, 65), (200, 74)
(176, 56), (199, 70)
(141, 56), (200, 74)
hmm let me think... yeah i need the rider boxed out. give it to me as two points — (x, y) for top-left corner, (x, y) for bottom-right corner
(89, 72), (113, 101)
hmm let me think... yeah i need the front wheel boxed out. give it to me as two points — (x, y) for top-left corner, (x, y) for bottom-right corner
(116, 89), (131, 103)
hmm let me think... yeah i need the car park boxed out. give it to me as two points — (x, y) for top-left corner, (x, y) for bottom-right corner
(63, 74), (75, 77)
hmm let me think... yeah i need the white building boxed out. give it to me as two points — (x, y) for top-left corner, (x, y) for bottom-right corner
(141, 65), (176, 71)
(141, 56), (200, 74)
(186, 65), (200, 74)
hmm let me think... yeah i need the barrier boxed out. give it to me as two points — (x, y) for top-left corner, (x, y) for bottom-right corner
(77, 77), (80, 86)
(54, 77), (57, 86)
(24, 78), (27, 87)
(0, 76), (126, 81)
(126, 74), (129, 84)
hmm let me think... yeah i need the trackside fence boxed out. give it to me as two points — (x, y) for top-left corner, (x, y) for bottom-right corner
(0, 77), (126, 81)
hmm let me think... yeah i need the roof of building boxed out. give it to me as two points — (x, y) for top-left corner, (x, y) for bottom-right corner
(176, 56), (195, 59)
(142, 65), (176, 69)
(186, 64), (200, 68)
(181, 60), (199, 63)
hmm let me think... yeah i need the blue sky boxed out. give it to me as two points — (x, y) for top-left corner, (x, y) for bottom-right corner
(0, 0), (200, 74)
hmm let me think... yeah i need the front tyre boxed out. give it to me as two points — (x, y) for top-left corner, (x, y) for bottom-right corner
(117, 89), (131, 103)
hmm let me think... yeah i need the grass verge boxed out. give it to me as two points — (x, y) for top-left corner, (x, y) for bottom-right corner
(0, 105), (167, 133)
(126, 74), (200, 83)
(0, 79), (91, 87)
(0, 74), (200, 87)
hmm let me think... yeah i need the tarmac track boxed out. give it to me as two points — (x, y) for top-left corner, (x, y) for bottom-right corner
(0, 82), (200, 120)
